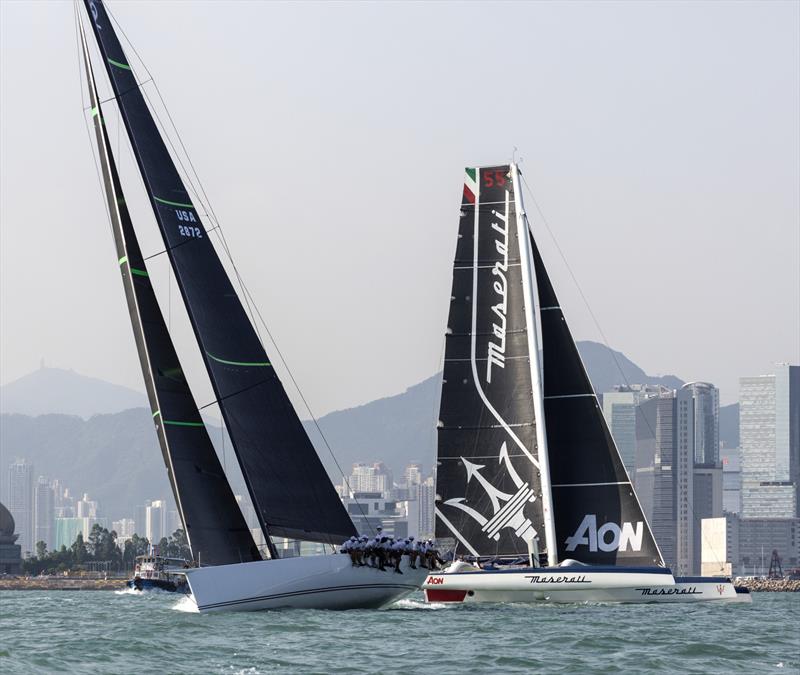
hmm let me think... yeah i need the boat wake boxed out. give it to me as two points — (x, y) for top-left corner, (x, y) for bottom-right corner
(172, 595), (199, 613)
(391, 598), (447, 611)
(114, 587), (140, 596)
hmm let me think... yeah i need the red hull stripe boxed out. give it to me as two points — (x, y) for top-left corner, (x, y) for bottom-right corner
(463, 185), (475, 204)
(425, 589), (468, 602)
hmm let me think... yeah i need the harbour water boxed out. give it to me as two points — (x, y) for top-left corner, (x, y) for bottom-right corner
(1, 590), (797, 673)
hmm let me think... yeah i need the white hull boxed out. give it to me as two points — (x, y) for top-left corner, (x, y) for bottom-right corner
(423, 564), (751, 605)
(181, 554), (428, 612)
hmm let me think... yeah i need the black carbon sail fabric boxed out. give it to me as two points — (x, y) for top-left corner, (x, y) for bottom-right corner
(529, 233), (663, 567)
(80, 22), (260, 566)
(435, 166), (545, 558)
(83, 0), (355, 544)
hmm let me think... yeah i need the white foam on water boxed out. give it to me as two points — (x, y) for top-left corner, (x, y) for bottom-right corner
(114, 587), (140, 596)
(172, 595), (200, 613)
(391, 598), (447, 610)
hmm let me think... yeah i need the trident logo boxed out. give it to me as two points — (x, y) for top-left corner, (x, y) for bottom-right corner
(444, 442), (538, 543)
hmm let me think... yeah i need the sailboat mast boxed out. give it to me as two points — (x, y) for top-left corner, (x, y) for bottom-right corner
(77, 17), (193, 554)
(511, 164), (558, 566)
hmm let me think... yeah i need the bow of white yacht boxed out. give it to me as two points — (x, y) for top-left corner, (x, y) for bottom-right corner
(180, 554), (428, 612)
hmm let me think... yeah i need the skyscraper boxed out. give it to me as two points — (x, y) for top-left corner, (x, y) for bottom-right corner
(635, 386), (712, 574)
(146, 500), (167, 544)
(740, 364), (800, 519)
(7, 459), (34, 556)
(34, 477), (55, 551)
(682, 382), (720, 465)
(603, 385), (667, 475)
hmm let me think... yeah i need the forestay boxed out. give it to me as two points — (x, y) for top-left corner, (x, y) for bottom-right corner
(82, 0), (356, 544)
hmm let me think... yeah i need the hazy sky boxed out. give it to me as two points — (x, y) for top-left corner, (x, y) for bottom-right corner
(1, 0), (798, 416)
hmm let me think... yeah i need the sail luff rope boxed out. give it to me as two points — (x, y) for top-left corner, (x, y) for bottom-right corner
(519, 172), (726, 572)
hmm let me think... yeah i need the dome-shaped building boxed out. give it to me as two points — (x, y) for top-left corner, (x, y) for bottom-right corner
(0, 501), (22, 574)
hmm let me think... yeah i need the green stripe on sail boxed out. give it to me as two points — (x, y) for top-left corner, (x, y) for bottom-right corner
(118, 256), (128, 265)
(465, 167), (476, 182)
(107, 58), (131, 71)
(130, 268), (149, 277)
(152, 410), (161, 418)
(153, 196), (194, 209)
(91, 106), (99, 117)
(163, 420), (204, 428)
(206, 351), (271, 368)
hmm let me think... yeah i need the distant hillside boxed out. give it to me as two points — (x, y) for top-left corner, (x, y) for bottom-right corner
(576, 341), (684, 395)
(0, 341), (693, 518)
(0, 367), (146, 418)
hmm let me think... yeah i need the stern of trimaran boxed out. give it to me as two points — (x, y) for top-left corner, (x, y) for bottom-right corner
(422, 164), (749, 604)
(77, 0), (426, 611)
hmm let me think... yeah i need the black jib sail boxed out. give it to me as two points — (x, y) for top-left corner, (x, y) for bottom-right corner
(79, 20), (259, 566)
(83, 0), (355, 544)
(529, 230), (664, 567)
(435, 166), (546, 558)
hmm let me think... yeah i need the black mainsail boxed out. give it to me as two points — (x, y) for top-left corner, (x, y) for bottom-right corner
(82, 0), (355, 545)
(435, 166), (551, 559)
(79, 20), (259, 566)
(529, 230), (664, 567)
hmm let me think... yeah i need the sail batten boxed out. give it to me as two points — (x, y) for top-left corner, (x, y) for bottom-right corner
(83, 0), (356, 545)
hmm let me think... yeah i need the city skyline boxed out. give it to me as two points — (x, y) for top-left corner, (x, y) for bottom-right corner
(1, 1), (798, 416)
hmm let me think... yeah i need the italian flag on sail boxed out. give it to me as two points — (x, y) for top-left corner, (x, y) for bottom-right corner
(463, 167), (478, 204)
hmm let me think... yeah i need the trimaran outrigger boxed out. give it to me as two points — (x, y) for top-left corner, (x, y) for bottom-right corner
(77, 0), (426, 612)
(422, 165), (750, 604)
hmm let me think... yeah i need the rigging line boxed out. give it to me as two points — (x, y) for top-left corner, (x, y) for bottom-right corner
(75, 7), (115, 249)
(197, 377), (274, 412)
(520, 173), (726, 571)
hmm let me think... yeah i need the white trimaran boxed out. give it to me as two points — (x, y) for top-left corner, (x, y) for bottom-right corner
(422, 164), (750, 604)
(77, 0), (426, 612)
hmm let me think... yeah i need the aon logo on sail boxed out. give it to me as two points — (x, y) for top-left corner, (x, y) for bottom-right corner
(565, 514), (644, 552)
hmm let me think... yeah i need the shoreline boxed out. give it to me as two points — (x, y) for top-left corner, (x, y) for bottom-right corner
(1, 577), (798, 592)
(0, 577), (128, 591)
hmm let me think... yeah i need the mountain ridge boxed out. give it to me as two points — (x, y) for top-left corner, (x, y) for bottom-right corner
(2, 341), (729, 522)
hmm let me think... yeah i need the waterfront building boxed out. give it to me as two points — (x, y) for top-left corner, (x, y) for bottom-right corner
(681, 382), (720, 465)
(692, 464), (723, 575)
(134, 503), (149, 539)
(146, 500), (167, 543)
(603, 384), (667, 475)
(700, 515), (736, 577)
(76, 493), (98, 519)
(740, 364), (799, 519)
(418, 476), (435, 539)
(111, 518), (135, 538)
(721, 448), (742, 514)
(0, 501), (22, 574)
(343, 462), (392, 496)
(34, 477), (55, 551)
(634, 385), (721, 574)
(7, 459), (34, 556)
(737, 517), (799, 575)
(403, 463), (423, 493)
(54, 517), (90, 550)
(340, 491), (407, 538)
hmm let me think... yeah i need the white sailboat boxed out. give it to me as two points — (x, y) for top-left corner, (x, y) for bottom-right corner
(77, 0), (426, 612)
(422, 164), (750, 604)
